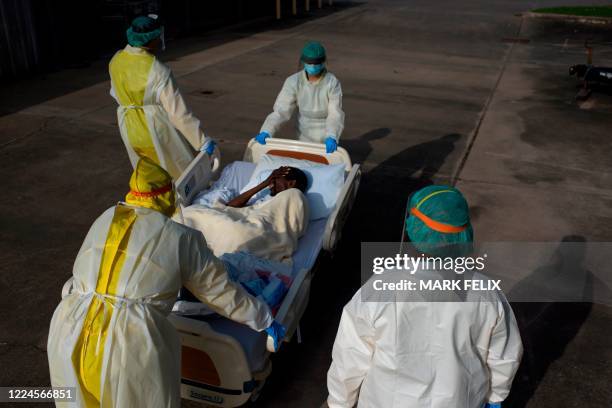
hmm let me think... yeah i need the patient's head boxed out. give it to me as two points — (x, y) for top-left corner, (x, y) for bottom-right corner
(271, 167), (308, 195)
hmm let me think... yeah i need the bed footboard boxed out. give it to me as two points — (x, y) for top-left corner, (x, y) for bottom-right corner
(169, 314), (262, 407)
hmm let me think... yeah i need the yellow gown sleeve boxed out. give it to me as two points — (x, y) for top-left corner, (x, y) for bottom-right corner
(180, 229), (273, 331)
(159, 73), (208, 150)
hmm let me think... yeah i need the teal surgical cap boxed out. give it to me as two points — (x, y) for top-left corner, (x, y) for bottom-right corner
(301, 41), (326, 64)
(127, 15), (162, 47)
(405, 185), (473, 257)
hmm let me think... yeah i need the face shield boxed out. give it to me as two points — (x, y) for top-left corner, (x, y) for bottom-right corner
(148, 14), (165, 51)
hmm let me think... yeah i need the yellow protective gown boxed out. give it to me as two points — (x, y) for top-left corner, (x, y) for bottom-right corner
(327, 270), (523, 408)
(260, 70), (344, 143)
(48, 158), (272, 407)
(109, 45), (209, 179)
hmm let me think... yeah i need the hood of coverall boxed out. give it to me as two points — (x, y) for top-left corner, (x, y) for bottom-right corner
(405, 185), (474, 257)
(126, 15), (163, 47)
(125, 157), (176, 217)
(301, 41), (327, 64)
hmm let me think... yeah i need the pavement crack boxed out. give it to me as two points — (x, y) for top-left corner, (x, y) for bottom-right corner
(450, 15), (525, 186)
(0, 117), (52, 151)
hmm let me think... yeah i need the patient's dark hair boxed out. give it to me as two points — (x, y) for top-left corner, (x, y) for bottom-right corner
(285, 167), (308, 192)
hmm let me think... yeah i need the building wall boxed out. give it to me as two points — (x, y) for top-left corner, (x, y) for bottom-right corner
(0, 0), (39, 78)
(0, 0), (275, 80)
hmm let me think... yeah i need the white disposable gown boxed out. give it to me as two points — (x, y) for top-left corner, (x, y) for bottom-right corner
(47, 205), (273, 407)
(327, 270), (523, 408)
(260, 70), (344, 143)
(110, 45), (210, 179)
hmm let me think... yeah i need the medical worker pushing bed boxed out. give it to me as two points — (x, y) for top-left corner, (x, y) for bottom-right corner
(326, 186), (523, 408)
(254, 41), (345, 153)
(109, 15), (216, 179)
(47, 158), (285, 408)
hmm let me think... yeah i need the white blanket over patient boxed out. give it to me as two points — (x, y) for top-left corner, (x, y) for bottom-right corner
(181, 189), (309, 263)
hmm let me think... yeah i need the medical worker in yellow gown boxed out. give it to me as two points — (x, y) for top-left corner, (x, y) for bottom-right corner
(47, 158), (285, 407)
(109, 15), (215, 179)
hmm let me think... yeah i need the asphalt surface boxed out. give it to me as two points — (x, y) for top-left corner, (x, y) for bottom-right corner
(1, 1), (611, 407)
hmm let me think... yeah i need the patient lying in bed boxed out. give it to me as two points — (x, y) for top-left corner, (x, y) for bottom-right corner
(181, 167), (309, 263)
(227, 166), (307, 208)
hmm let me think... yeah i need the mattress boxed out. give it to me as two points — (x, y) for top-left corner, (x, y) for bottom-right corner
(178, 161), (327, 372)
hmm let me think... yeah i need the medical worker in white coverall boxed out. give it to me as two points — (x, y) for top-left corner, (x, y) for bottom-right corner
(326, 185), (523, 408)
(254, 41), (345, 153)
(47, 158), (285, 407)
(109, 15), (216, 179)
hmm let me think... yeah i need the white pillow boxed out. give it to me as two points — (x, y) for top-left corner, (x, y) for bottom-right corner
(242, 154), (345, 220)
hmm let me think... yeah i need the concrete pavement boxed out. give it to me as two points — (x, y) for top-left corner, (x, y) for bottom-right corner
(454, 14), (612, 407)
(1, 1), (611, 407)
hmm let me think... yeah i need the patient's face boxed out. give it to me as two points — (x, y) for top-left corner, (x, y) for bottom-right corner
(271, 176), (297, 196)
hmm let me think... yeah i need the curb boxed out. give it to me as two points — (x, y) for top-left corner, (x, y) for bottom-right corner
(524, 11), (612, 25)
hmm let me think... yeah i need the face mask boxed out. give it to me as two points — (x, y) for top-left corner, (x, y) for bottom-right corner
(304, 63), (324, 76)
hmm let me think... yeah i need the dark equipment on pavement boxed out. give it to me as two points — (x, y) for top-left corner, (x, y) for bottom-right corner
(570, 40), (612, 100)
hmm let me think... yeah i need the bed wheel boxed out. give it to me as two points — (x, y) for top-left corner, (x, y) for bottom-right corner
(250, 385), (264, 402)
(249, 359), (272, 402)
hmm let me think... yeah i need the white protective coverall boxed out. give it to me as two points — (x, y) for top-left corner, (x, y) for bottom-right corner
(327, 270), (523, 408)
(48, 201), (272, 406)
(260, 70), (344, 143)
(109, 45), (209, 179)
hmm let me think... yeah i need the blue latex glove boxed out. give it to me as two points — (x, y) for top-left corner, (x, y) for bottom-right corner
(484, 403), (501, 408)
(264, 320), (286, 352)
(255, 131), (270, 145)
(201, 140), (216, 155)
(325, 136), (337, 153)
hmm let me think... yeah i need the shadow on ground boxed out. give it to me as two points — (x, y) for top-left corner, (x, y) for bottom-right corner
(505, 236), (595, 407)
(352, 132), (462, 242)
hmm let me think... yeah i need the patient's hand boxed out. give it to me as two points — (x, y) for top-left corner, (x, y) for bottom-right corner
(227, 167), (289, 208)
(227, 167), (293, 208)
(264, 167), (291, 186)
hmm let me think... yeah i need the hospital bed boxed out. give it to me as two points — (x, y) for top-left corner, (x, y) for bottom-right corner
(168, 138), (361, 407)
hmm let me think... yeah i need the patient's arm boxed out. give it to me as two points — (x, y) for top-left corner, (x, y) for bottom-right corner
(227, 167), (290, 208)
(226, 180), (269, 208)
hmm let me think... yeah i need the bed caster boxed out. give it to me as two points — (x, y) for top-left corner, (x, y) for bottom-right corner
(249, 385), (264, 402)
(249, 360), (272, 402)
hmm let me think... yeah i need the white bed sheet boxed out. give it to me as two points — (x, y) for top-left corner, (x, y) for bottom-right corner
(179, 161), (328, 372)
(190, 161), (325, 275)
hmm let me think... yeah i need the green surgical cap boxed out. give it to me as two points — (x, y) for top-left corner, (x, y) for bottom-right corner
(127, 16), (162, 47)
(301, 41), (326, 64)
(405, 185), (473, 257)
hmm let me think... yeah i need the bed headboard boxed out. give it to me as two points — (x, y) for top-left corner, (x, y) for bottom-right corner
(266, 149), (329, 164)
(244, 138), (352, 171)
(174, 150), (221, 206)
